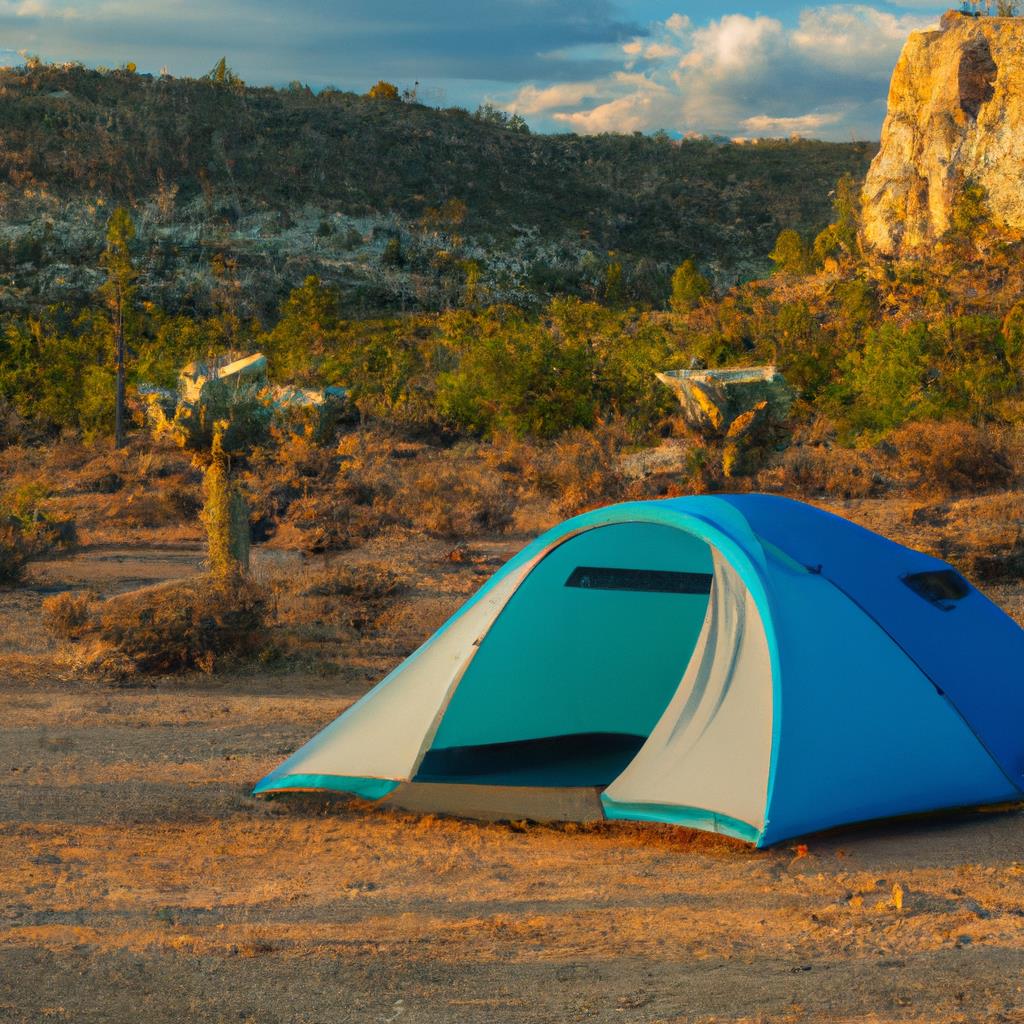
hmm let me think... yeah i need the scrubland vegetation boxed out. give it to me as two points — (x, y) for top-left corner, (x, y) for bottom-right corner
(0, 59), (873, 314)
(0, 58), (1021, 681)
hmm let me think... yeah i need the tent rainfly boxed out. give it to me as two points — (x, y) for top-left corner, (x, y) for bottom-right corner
(254, 495), (1024, 846)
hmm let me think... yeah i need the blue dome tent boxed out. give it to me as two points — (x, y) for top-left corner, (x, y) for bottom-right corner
(255, 495), (1024, 846)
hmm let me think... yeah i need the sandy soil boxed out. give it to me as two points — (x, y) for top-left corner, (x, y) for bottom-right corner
(3, 536), (1024, 1023)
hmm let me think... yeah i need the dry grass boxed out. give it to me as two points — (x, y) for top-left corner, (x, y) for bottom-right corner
(3, 419), (1024, 579)
(53, 575), (268, 678)
(298, 562), (408, 602)
(888, 420), (1017, 497)
(759, 443), (882, 499)
(3, 481), (1024, 1020)
(41, 589), (94, 637)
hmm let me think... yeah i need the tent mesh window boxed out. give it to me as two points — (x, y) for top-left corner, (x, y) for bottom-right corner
(902, 569), (970, 609)
(565, 566), (713, 595)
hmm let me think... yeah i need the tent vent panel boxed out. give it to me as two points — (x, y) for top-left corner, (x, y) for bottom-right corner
(902, 569), (970, 609)
(565, 566), (713, 595)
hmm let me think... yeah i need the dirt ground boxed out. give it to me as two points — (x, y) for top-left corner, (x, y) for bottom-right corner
(4, 517), (1024, 1024)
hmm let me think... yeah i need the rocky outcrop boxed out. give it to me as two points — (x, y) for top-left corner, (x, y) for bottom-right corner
(144, 352), (348, 451)
(655, 366), (794, 437)
(862, 11), (1024, 255)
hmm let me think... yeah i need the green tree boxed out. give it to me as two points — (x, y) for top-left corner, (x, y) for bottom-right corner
(603, 259), (624, 307)
(765, 302), (833, 398)
(840, 323), (938, 433)
(262, 275), (342, 383)
(769, 229), (809, 275)
(100, 207), (137, 448)
(669, 259), (711, 312)
(812, 173), (860, 266)
(473, 103), (530, 133)
(436, 307), (597, 438)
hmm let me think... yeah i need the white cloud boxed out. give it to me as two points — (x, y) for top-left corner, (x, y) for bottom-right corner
(555, 93), (661, 133)
(741, 111), (844, 133)
(552, 72), (670, 133)
(510, 80), (605, 115)
(640, 41), (680, 60)
(506, 4), (936, 140)
(679, 14), (784, 73)
(5, 0), (79, 14)
(664, 13), (691, 38)
(791, 6), (938, 73)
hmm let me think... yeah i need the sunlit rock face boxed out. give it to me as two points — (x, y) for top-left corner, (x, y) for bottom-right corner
(861, 11), (1024, 255)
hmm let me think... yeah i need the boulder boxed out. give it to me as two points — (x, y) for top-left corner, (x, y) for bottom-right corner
(142, 352), (348, 451)
(655, 366), (794, 438)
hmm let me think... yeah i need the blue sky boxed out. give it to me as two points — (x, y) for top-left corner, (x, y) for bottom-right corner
(0, 1), (947, 139)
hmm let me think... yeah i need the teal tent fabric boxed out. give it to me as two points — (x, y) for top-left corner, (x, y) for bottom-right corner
(255, 495), (1024, 846)
(431, 522), (712, 750)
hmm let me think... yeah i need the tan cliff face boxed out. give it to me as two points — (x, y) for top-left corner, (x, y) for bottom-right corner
(861, 11), (1024, 255)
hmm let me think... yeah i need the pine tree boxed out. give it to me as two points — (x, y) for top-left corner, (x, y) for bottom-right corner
(100, 208), (137, 448)
(670, 259), (711, 312)
(769, 229), (809, 275)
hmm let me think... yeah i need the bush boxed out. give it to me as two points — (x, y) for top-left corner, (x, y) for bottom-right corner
(300, 562), (407, 602)
(294, 562), (410, 634)
(0, 480), (51, 527)
(765, 445), (880, 499)
(394, 460), (516, 538)
(670, 259), (711, 313)
(42, 590), (94, 638)
(536, 423), (629, 518)
(0, 525), (26, 585)
(889, 421), (1014, 497)
(65, 575), (267, 676)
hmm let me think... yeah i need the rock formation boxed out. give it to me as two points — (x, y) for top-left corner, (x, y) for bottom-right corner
(655, 366), (794, 437)
(861, 11), (1024, 255)
(143, 352), (348, 451)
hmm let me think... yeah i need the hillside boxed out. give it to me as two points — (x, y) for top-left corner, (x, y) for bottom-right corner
(0, 61), (876, 314)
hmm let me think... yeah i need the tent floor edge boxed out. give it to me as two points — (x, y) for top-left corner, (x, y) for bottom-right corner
(251, 773), (400, 802)
(601, 797), (762, 844)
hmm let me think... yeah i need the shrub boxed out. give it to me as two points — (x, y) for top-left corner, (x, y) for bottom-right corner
(536, 423), (629, 517)
(0, 480), (51, 527)
(669, 259), (711, 313)
(0, 525), (26, 585)
(889, 421), (1014, 497)
(42, 590), (94, 638)
(300, 562), (407, 602)
(294, 562), (410, 635)
(837, 323), (938, 434)
(81, 575), (267, 676)
(435, 309), (597, 439)
(769, 229), (809, 275)
(394, 460), (516, 538)
(766, 445), (880, 499)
